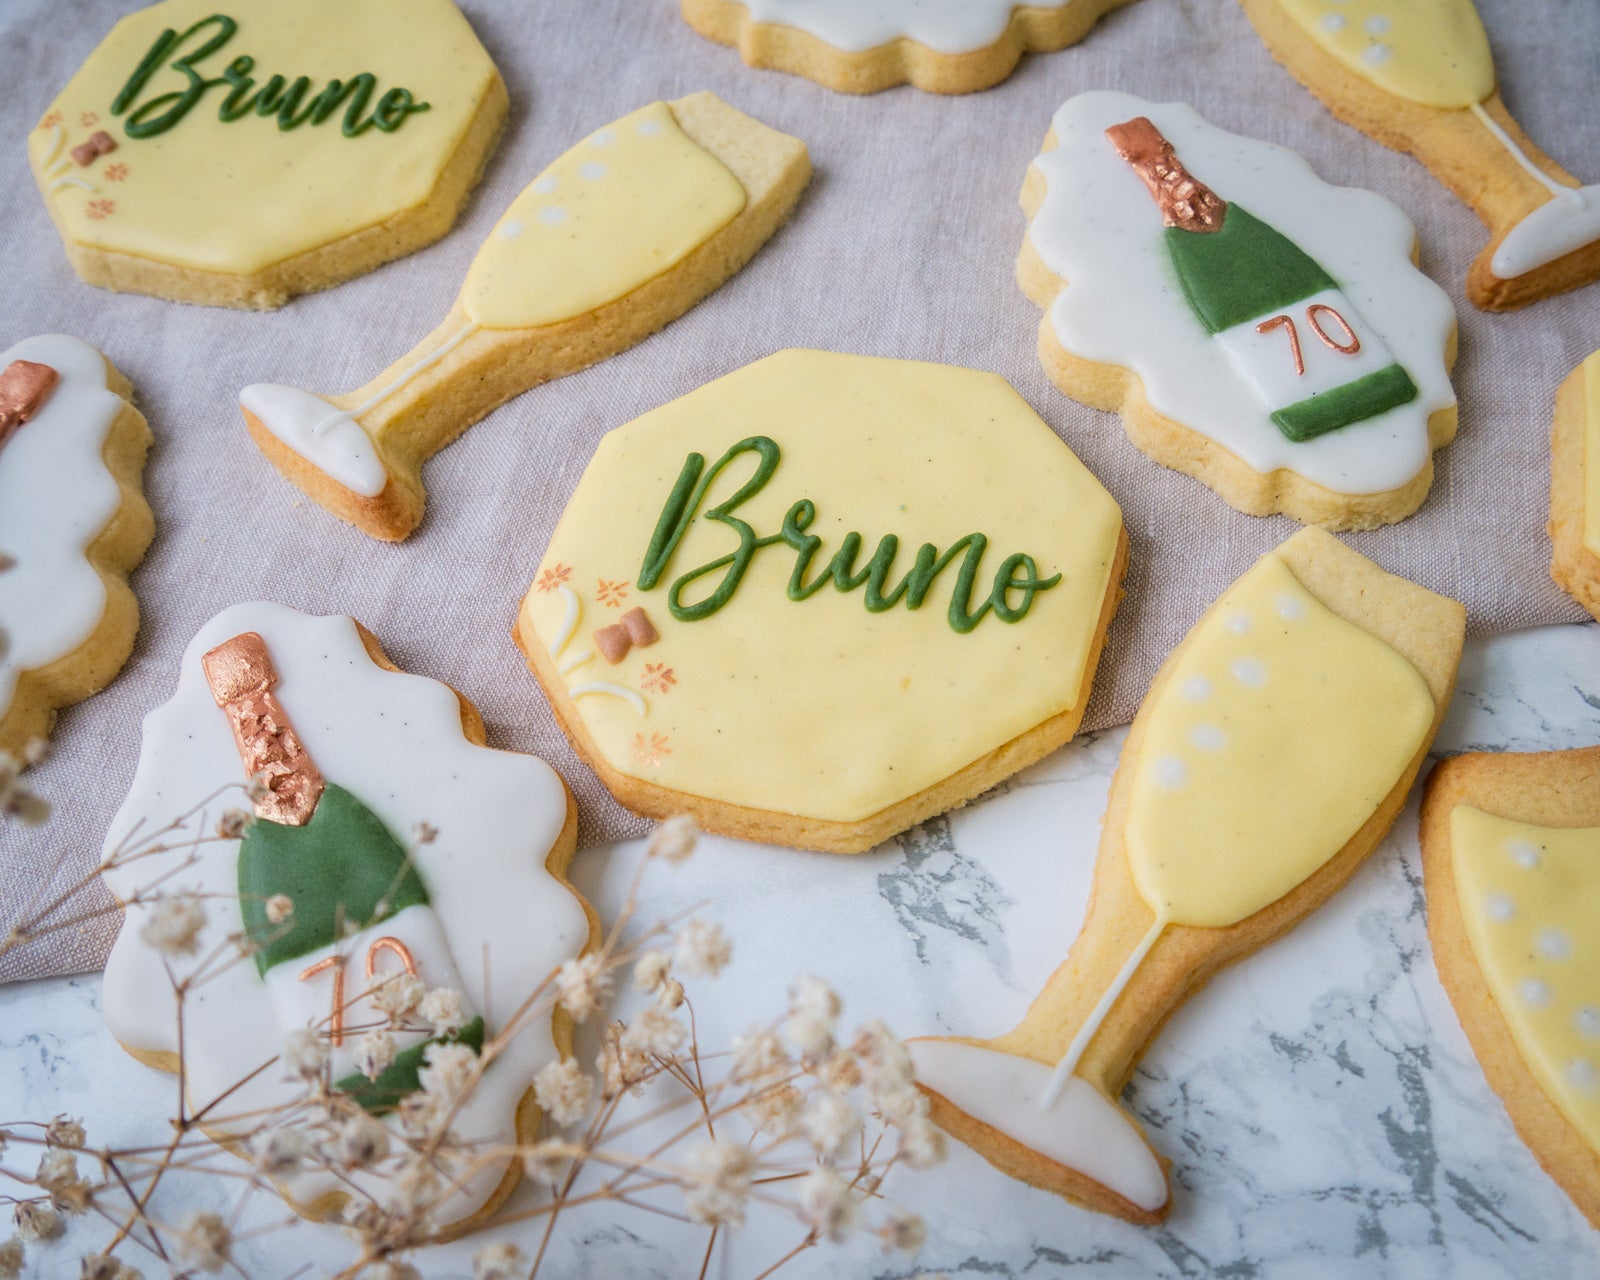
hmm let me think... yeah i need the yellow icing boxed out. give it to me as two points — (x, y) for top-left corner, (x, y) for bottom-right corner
(1452, 807), (1600, 1152)
(29, 0), (497, 276)
(1125, 552), (1433, 929)
(1583, 352), (1600, 557)
(461, 102), (746, 331)
(519, 350), (1123, 824)
(1274, 0), (1494, 109)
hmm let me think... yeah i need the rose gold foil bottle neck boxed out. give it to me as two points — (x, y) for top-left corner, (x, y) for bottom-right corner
(202, 631), (325, 826)
(1104, 116), (1227, 234)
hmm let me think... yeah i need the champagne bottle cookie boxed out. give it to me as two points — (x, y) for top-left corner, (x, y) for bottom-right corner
(515, 349), (1127, 854)
(1019, 91), (1458, 530)
(1548, 349), (1600, 621)
(0, 335), (153, 756)
(27, 0), (506, 310)
(1420, 746), (1600, 1227)
(911, 528), (1464, 1221)
(241, 94), (811, 541)
(680, 0), (1140, 94)
(99, 604), (597, 1237)
(1240, 0), (1600, 311)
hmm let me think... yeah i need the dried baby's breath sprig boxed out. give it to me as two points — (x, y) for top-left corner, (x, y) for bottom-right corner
(682, 1140), (755, 1228)
(647, 813), (698, 862)
(532, 1058), (593, 1127)
(0, 749), (49, 826)
(419, 986), (467, 1036)
(281, 1028), (328, 1081)
(44, 1114), (86, 1149)
(356, 1030), (397, 1082)
(250, 1127), (307, 1177)
(215, 808), (252, 839)
(11, 1202), (61, 1243)
(473, 1240), (527, 1279)
(673, 918), (731, 978)
(263, 893), (294, 925)
(136, 890), (207, 957)
(371, 972), (424, 1022)
(0, 1238), (22, 1280)
(176, 1211), (232, 1273)
(554, 953), (612, 1023)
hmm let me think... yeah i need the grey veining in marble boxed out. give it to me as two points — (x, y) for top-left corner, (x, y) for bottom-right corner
(3, 624), (1600, 1278)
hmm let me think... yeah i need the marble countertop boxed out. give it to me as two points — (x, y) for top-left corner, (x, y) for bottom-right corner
(4, 622), (1600, 1278)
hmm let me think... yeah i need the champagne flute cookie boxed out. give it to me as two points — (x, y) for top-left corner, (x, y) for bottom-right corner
(1240, 0), (1600, 311)
(911, 528), (1464, 1221)
(241, 94), (810, 541)
(679, 0), (1140, 95)
(0, 335), (153, 756)
(99, 603), (597, 1238)
(1019, 91), (1458, 530)
(1548, 349), (1600, 620)
(28, 0), (506, 310)
(515, 349), (1127, 854)
(1420, 746), (1600, 1227)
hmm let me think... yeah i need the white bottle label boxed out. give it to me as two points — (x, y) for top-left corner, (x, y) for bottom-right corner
(1213, 287), (1397, 414)
(264, 903), (475, 1077)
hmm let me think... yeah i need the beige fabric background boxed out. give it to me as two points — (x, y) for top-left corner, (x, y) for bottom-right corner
(2, 0), (1596, 982)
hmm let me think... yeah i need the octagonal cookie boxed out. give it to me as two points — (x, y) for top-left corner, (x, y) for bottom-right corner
(28, 0), (505, 309)
(514, 349), (1127, 853)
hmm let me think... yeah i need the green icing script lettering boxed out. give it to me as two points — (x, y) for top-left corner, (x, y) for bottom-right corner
(111, 14), (431, 140)
(637, 436), (1061, 634)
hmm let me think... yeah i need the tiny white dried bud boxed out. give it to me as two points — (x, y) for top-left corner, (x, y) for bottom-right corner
(682, 1141), (754, 1228)
(418, 1041), (477, 1102)
(216, 808), (252, 839)
(896, 1116), (947, 1170)
(731, 1027), (790, 1086)
(412, 821), (438, 845)
(522, 1140), (568, 1187)
(177, 1211), (231, 1273)
(657, 978), (686, 1010)
(648, 814), (698, 862)
(21, 738), (48, 768)
(596, 1026), (651, 1100)
(877, 1207), (927, 1253)
(742, 1083), (803, 1139)
(45, 1115), (86, 1149)
(13, 1202), (61, 1243)
(397, 1090), (443, 1137)
(281, 1028), (328, 1081)
(789, 975), (841, 1023)
(335, 1113), (391, 1169)
(389, 1157), (439, 1212)
(370, 972), (425, 1022)
(554, 953), (613, 1024)
(797, 1168), (858, 1243)
(371, 1262), (422, 1280)
(250, 1128), (308, 1177)
(673, 919), (730, 978)
(632, 949), (670, 992)
(264, 894), (294, 925)
(619, 1007), (687, 1060)
(532, 1058), (594, 1127)
(853, 1020), (915, 1093)
(138, 893), (207, 957)
(419, 986), (467, 1036)
(356, 1030), (396, 1082)
(800, 1092), (862, 1159)
(782, 1010), (835, 1061)
(817, 1049), (863, 1094)
(34, 1149), (77, 1193)
(473, 1240), (527, 1280)
(0, 1240), (21, 1280)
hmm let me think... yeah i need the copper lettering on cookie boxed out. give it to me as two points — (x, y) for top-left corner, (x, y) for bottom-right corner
(298, 954), (346, 1045)
(1307, 303), (1361, 355)
(202, 631), (325, 826)
(0, 360), (60, 449)
(1256, 314), (1306, 376)
(365, 936), (419, 979)
(1104, 116), (1226, 234)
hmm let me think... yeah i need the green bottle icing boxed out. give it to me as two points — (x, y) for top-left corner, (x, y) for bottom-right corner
(334, 1016), (486, 1116)
(238, 782), (428, 976)
(1166, 205), (1336, 335)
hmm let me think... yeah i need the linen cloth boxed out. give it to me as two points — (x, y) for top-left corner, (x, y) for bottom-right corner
(1, 0), (1595, 981)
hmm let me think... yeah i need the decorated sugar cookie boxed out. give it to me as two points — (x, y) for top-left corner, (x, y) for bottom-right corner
(515, 349), (1127, 854)
(1548, 350), (1600, 620)
(1421, 746), (1600, 1227)
(680, 0), (1140, 94)
(0, 335), (153, 756)
(912, 528), (1464, 1221)
(28, 0), (504, 310)
(1240, 0), (1600, 310)
(241, 94), (810, 541)
(1020, 91), (1458, 530)
(99, 604), (595, 1235)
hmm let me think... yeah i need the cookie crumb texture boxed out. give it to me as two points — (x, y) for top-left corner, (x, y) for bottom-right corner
(28, 0), (504, 308)
(681, 0), (1140, 94)
(517, 349), (1127, 854)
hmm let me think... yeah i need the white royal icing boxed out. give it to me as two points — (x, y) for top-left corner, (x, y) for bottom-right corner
(1029, 91), (1456, 497)
(238, 383), (389, 498)
(100, 603), (589, 1226)
(734, 0), (1069, 54)
(0, 335), (128, 720)
(909, 1041), (1169, 1212)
